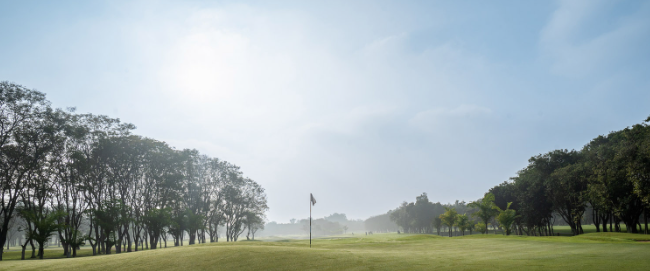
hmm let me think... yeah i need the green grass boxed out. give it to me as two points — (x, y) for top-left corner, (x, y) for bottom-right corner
(552, 224), (641, 235)
(0, 244), (160, 261)
(1, 232), (649, 270)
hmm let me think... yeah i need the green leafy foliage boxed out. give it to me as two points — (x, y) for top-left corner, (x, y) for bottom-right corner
(468, 193), (498, 234)
(494, 202), (519, 235)
(439, 207), (459, 237)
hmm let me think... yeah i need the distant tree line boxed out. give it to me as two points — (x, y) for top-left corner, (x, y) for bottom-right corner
(364, 213), (399, 233)
(0, 82), (268, 261)
(389, 116), (650, 237)
(261, 213), (366, 237)
(387, 194), (478, 236)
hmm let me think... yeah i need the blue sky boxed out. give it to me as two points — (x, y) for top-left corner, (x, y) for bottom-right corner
(1, 0), (649, 222)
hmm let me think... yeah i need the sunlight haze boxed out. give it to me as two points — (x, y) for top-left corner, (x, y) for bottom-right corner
(1, 0), (649, 223)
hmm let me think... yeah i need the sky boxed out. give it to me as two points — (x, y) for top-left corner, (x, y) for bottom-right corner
(1, 0), (649, 223)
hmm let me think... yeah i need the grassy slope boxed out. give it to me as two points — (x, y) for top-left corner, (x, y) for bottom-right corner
(1, 233), (649, 271)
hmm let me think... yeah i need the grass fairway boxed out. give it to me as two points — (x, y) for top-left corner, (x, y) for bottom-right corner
(1, 233), (649, 271)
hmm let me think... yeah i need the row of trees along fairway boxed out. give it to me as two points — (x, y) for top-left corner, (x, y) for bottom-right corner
(0, 82), (268, 261)
(489, 117), (650, 236)
(388, 116), (650, 237)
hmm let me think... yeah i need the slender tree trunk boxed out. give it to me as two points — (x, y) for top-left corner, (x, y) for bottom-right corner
(643, 208), (648, 234)
(21, 245), (26, 260)
(38, 242), (44, 259)
(115, 239), (121, 254)
(89, 239), (96, 255)
(19, 237), (30, 260)
(30, 240), (36, 258)
(62, 232), (70, 257)
(126, 230), (132, 252)
(594, 209), (600, 232)
(149, 232), (157, 249)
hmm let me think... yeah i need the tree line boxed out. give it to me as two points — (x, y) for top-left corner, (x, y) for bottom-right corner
(389, 116), (650, 237)
(0, 82), (268, 260)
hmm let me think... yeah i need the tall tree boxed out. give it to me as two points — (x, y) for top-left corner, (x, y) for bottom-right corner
(439, 207), (458, 237)
(494, 202), (518, 236)
(456, 214), (469, 236)
(468, 193), (498, 234)
(0, 82), (52, 260)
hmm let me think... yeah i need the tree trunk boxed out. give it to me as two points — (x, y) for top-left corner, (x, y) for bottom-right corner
(594, 209), (600, 232)
(38, 242), (44, 259)
(116, 230), (122, 254)
(89, 239), (96, 255)
(126, 230), (132, 252)
(30, 240), (36, 258)
(60, 231), (69, 257)
(640, 208), (648, 235)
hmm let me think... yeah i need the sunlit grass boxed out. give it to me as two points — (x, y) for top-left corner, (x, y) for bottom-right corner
(1, 232), (649, 270)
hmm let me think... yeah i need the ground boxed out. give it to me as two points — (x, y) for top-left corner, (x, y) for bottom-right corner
(1, 230), (649, 270)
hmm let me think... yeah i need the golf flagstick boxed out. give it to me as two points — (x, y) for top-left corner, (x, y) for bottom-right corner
(310, 193), (316, 248)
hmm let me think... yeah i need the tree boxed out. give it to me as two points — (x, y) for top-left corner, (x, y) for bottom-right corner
(524, 149), (585, 235)
(467, 220), (476, 235)
(468, 193), (498, 234)
(20, 209), (66, 259)
(244, 211), (265, 240)
(475, 222), (487, 234)
(456, 214), (469, 236)
(624, 122), (650, 233)
(432, 217), (442, 236)
(389, 202), (412, 233)
(494, 202), (518, 235)
(388, 195), (446, 234)
(0, 81), (271, 258)
(0, 82), (54, 261)
(511, 165), (555, 236)
(586, 130), (644, 233)
(366, 212), (399, 233)
(489, 182), (521, 235)
(439, 207), (458, 237)
(223, 174), (268, 242)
